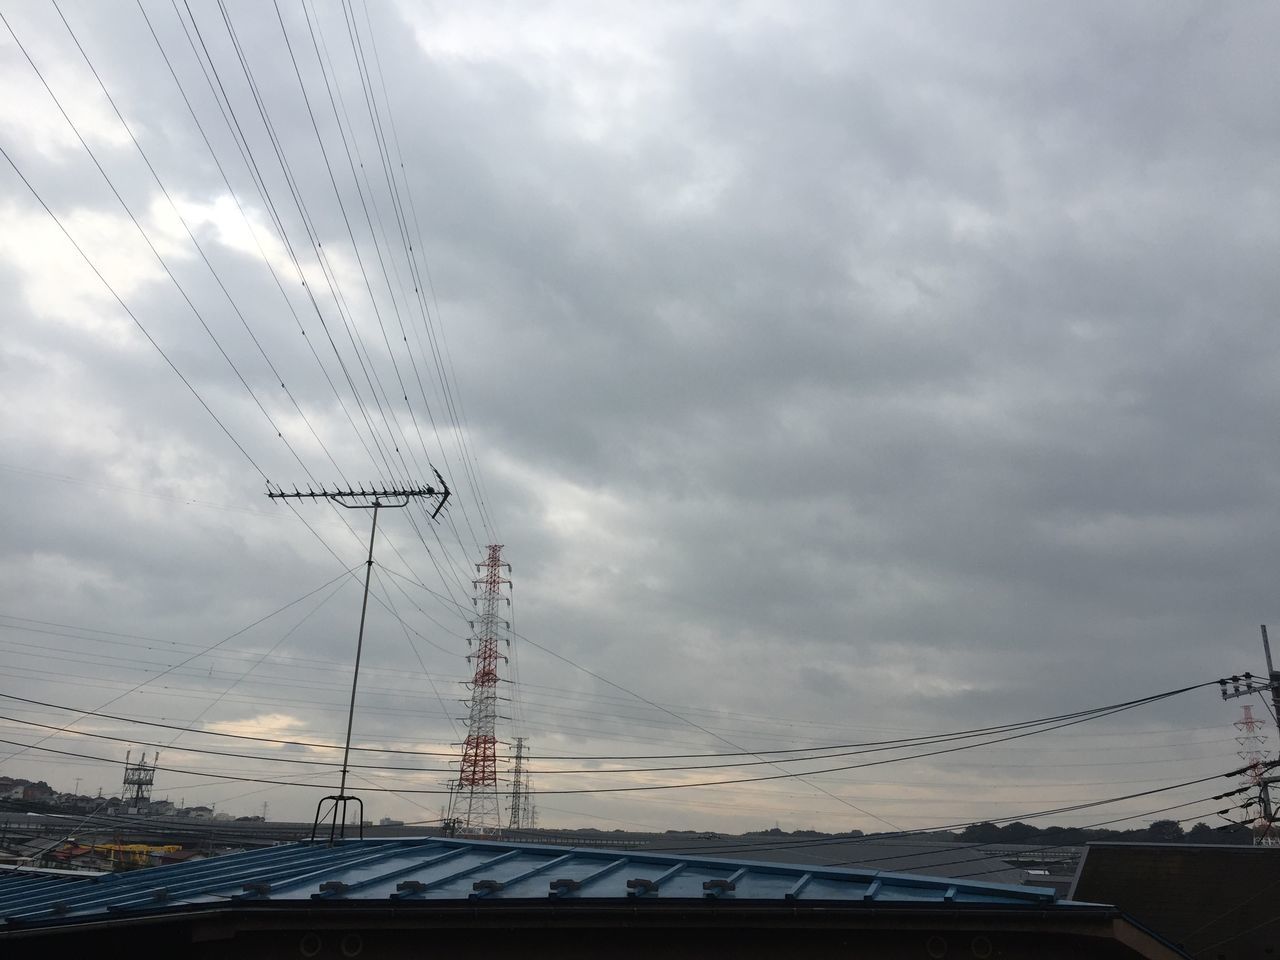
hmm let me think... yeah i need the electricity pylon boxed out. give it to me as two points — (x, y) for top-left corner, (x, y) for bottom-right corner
(452, 545), (510, 834)
(509, 737), (536, 831)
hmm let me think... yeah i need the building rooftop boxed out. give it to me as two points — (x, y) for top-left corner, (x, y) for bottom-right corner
(1072, 841), (1280, 958)
(0, 837), (1199, 958)
(641, 832), (1081, 885)
(0, 835), (1061, 927)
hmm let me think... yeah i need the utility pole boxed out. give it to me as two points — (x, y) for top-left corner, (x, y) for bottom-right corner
(267, 479), (449, 842)
(1219, 626), (1280, 843)
(1261, 626), (1280, 731)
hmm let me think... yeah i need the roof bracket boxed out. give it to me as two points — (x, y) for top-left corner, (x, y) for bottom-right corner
(785, 873), (814, 901)
(704, 867), (748, 898)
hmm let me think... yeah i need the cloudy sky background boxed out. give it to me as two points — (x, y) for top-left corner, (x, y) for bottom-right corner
(1, 0), (1278, 835)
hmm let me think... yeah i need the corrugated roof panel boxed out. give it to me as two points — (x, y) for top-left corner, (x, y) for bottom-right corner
(0, 836), (1062, 930)
(0, 869), (95, 904)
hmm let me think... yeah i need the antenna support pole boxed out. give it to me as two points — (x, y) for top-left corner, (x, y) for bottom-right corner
(267, 480), (450, 842)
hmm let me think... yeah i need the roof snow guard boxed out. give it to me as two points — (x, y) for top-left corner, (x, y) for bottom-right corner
(0, 836), (1052, 924)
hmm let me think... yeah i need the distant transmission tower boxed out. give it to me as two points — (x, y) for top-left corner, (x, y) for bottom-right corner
(1235, 704), (1277, 844)
(452, 545), (511, 834)
(1236, 705), (1268, 787)
(121, 750), (157, 810)
(509, 737), (537, 831)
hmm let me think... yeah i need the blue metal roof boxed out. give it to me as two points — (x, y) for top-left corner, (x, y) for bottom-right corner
(0, 866), (97, 904)
(0, 836), (1060, 930)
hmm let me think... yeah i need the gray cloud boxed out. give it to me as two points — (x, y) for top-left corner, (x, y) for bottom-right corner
(0, 0), (1276, 834)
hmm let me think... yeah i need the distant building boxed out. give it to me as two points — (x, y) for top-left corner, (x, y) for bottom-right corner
(0, 782), (53, 803)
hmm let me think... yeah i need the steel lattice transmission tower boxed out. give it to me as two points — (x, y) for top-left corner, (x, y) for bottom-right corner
(509, 737), (537, 831)
(1236, 705), (1268, 788)
(454, 545), (511, 834)
(121, 750), (157, 810)
(1234, 704), (1277, 844)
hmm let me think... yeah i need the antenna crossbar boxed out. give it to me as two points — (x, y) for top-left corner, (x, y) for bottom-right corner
(266, 473), (450, 518)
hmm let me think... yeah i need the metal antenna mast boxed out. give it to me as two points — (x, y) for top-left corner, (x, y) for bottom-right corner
(267, 478), (449, 842)
(452, 544), (510, 834)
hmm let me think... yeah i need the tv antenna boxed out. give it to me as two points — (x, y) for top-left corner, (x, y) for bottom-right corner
(267, 475), (449, 842)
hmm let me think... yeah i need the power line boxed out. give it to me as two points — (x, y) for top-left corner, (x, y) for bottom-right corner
(0, 691), (452, 755)
(0, 680), (1223, 767)
(161, 571), (352, 754)
(353, 0), (499, 541)
(943, 798), (1251, 882)
(1, 10), (320, 487)
(184, 0), (477, 622)
(654, 770), (1260, 860)
(268, 0), (480, 601)
(0, 8), (416, 627)
(317, 0), (491, 553)
(53, 0), (352, 494)
(0, 656), (1237, 768)
(0, 691), (1233, 796)
(0, 141), (267, 481)
(0, 568), (356, 766)
(145, 0), (399, 497)
(0, 713), (452, 773)
(0, 734), (1252, 815)
(0, 611), (1232, 753)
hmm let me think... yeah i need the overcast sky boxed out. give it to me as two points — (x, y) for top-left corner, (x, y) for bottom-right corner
(1, 0), (1278, 836)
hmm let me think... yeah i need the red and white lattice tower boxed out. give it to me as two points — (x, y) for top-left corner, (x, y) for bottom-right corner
(1236, 705), (1268, 788)
(1234, 705), (1276, 844)
(454, 545), (510, 834)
